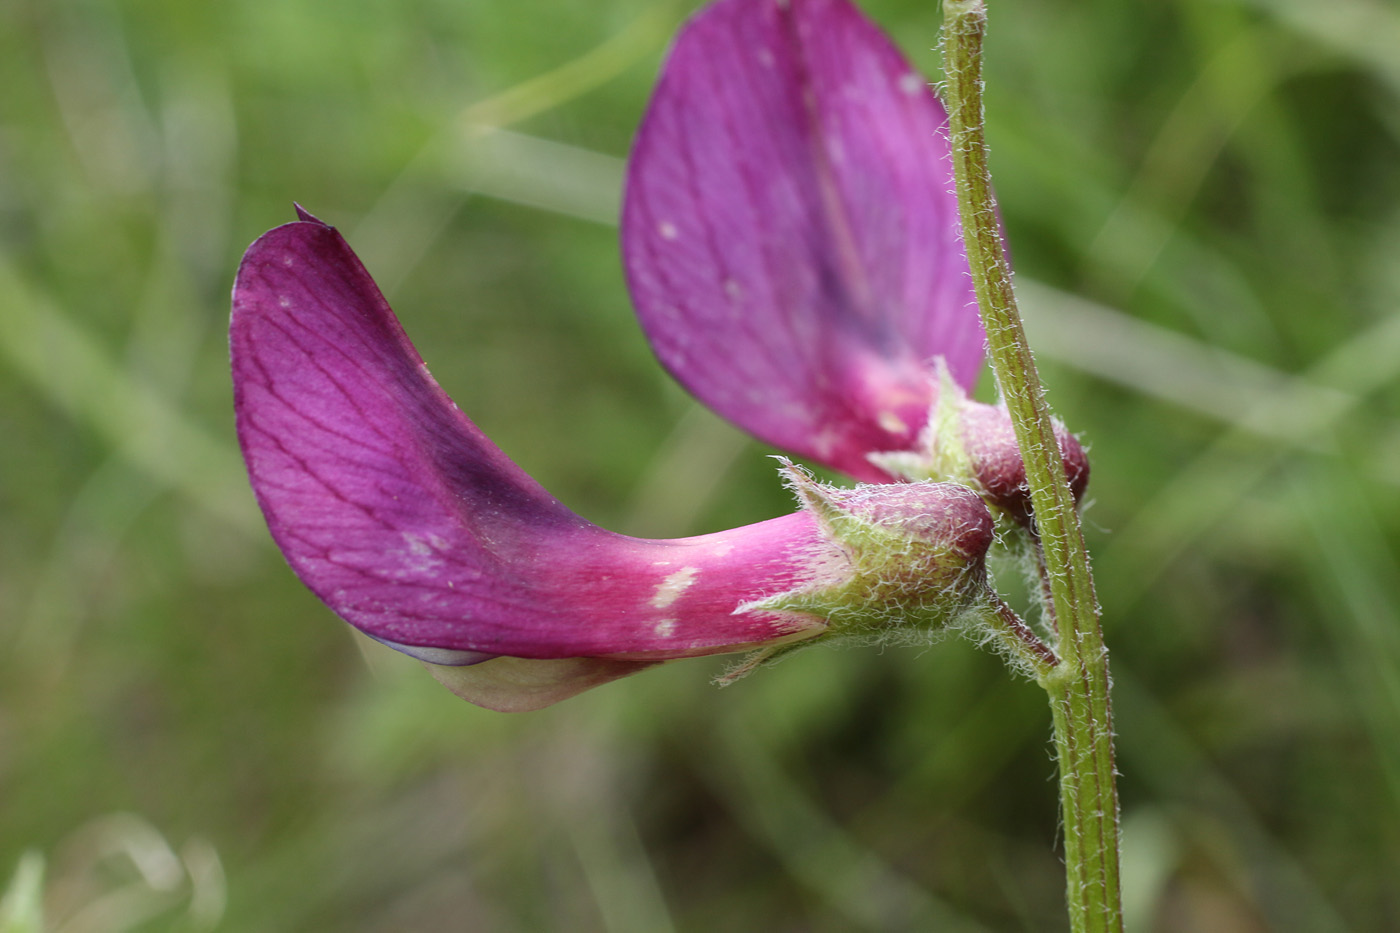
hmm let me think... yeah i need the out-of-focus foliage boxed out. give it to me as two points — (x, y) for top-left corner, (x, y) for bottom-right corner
(1, 0), (1398, 929)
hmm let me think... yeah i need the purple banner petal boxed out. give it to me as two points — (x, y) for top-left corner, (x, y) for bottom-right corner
(231, 212), (828, 665)
(624, 0), (984, 482)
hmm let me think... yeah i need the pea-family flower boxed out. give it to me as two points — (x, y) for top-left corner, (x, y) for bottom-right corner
(231, 212), (996, 711)
(230, 0), (1086, 711)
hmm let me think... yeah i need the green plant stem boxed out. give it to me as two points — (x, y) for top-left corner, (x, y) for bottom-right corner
(940, 2), (1123, 930)
(985, 594), (1058, 678)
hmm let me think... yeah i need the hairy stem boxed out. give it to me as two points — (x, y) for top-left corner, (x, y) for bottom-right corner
(940, 2), (1123, 930)
(985, 594), (1058, 677)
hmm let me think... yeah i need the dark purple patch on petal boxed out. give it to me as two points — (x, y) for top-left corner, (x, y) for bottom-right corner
(623, 0), (984, 481)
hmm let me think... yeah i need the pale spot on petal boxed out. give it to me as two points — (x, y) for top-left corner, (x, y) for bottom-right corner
(658, 221), (679, 240)
(397, 531), (444, 576)
(899, 72), (924, 96)
(654, 618), (678, 638)
(651, 566), (699, 609)
(878, 411), (909, 434)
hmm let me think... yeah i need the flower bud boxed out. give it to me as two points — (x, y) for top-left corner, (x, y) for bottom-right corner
(870, 373), (1088, 529)
(957, 400), (1089, 527)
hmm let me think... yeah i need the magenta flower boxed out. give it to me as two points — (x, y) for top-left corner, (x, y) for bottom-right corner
(232, 210), (996, 711)
(230, 0), (1084, 711)
(623, 0), (1087, 520)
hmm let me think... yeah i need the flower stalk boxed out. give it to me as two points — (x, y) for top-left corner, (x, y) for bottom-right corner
(940, 1), (1123, 930)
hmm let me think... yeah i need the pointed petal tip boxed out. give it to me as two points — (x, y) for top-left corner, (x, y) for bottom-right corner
(292, 203), (327, 225)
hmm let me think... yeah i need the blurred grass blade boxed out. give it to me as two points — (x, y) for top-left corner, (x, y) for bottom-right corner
(566, 808), (676, 933)
(1291, 463), (1400, 806)
(0, 255), (259, 536)
(1083, 20), (1293, 300)
(353, 6), (672, 289)
(447, 129), (625, 225)
(1114, 667), (1350, 932)
(1103, 305), (1400, 606)
(1020, 281), (1363, 446)
(0, 853), (44, 933)
(1225, 0), (1400, 97)
(701, 722), (991, 933)
(458, 4), (676, 132)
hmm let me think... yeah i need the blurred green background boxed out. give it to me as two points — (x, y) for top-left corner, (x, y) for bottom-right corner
(2, 0), (1398, 929)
